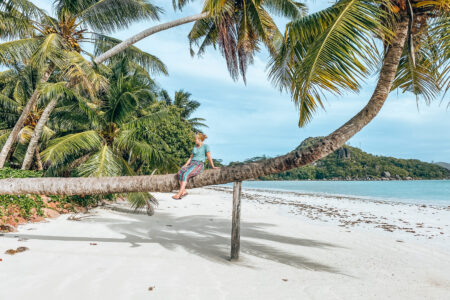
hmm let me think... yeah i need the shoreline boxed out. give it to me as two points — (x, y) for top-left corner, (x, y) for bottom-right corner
(207, 186), (450, 247)
(215, 182), (450, 208)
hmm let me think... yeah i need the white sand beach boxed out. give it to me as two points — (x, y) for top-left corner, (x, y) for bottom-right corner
(1, 187), (449, 300)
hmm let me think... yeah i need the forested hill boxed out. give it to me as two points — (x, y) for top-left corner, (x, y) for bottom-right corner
(231, 137), (450, 181)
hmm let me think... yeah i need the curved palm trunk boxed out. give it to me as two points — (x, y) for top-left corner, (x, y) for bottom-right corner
(94, 12), (208, 64)
(21, 97), (58, 170)
(0, 18), (409, 195)
(0, 64), (55, 168)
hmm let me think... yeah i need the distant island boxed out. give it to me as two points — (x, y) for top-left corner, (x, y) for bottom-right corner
(227, 137), (450, 181)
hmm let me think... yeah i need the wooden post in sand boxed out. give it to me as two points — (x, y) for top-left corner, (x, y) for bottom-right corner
(231, 181), (242, 260)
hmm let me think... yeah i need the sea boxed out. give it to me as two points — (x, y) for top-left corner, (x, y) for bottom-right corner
(222, 180), (450, 206)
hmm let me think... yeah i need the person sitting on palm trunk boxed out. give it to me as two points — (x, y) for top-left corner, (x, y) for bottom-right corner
(172, 133), (219, 200)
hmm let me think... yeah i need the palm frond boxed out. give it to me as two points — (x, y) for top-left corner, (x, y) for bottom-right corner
(126, 191), (158, 210)
(18, 124), (33, 144)
(0, 0), (50, 24)
(122, 108), (168, 130)
(0, 10), (34, 39)
(0, 93), (20, 112)
(74, 0), (162, 33)
(269, 0), (389, 127)
(61, 51), (109, 99)
(30, 33), (66, 69)
(392, 39), (441, 104)
(93, 34), (168, 75)
(77, 144), (122, 177)
(263, 0), (307, 19)
(0, 37), (41, 65)
(172, 0), (193, 10)
(41, 130), (102, 164)
(0, 128), (12, 148)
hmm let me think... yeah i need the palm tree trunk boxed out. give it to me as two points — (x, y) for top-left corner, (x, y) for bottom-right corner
(21, 97), (58, 170)
(35, 146), (43, 171)
(0, 64), (55, 168)
(93, 12), (208, 64)
(0, 17), (410, 195)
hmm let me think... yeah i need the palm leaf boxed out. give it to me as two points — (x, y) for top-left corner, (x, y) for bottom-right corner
(263, 0), (307, 19)
(77, 144), (122, 177)
(74, 0), (162, 33)
(0, 128), (12, 148)
(126, 191), (158, 210)
(30, 33), (66, 69)
(122, 108), (168, 130)
(0, 37), (41, 65)
(41, 130), (102, 164)
(93, 34), (168, 75)
(269, 0), (389, 127)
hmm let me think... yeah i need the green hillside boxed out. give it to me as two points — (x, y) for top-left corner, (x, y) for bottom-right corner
(234, 137), (450, 181)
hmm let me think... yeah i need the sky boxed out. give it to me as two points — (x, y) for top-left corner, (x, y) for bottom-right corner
(33, 0), (449, 164)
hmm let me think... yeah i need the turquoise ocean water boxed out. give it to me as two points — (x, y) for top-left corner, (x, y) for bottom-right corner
(222, 180), (450, 206)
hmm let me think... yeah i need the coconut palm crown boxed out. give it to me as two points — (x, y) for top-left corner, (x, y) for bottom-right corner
(185, 0), (307, 83)
(269, 0), (449, 126)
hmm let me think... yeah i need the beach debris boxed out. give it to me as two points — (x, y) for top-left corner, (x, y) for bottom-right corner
(68, 214), (90, 221)
(18, 238), (28, 242)
(90, 243), (97, 246)
(282, 279), (288, 282)
(5, 247), (29, 255)
(0, 258), (2, 261)
(0, 224), (16, 232)
(148, 286), (155, 291)
(165, 224), (172, 227)
(396, 240), (404, 243)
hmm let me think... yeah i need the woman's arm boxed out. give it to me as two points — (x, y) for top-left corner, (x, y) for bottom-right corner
(183, 154), (193, 167)
(206, 152), (219, 169)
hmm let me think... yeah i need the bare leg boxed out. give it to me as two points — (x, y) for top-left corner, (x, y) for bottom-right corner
(173, 180), (188, 199)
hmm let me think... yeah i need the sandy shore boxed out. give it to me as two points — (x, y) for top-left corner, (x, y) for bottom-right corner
(1, 187), (449, 299)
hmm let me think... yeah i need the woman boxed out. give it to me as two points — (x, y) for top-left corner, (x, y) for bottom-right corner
(172, 133), (219, 200)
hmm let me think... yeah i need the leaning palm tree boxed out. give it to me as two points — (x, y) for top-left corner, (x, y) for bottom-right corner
(40, 59), (175, 210)
(0, 0), (448, 195)
(0, 0), (162, 167)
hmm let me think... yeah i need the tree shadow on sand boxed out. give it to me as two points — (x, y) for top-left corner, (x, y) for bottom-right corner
(2, 210), (344, 274)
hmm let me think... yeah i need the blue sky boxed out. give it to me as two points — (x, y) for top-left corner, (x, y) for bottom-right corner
(34, 0), (449, 164)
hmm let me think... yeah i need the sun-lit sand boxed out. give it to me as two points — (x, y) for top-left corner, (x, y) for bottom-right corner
(1, 187), (449, 299)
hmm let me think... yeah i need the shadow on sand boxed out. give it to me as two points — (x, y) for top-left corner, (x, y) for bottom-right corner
(2, 209), (344, 273)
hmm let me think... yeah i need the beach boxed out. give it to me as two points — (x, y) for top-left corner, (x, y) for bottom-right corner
(1, 186), (449, 299)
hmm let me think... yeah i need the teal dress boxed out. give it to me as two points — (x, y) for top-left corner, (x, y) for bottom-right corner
(177, 144), (210, 181)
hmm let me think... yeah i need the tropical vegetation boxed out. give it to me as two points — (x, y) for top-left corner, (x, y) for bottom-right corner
(0, 0), (163, 168)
